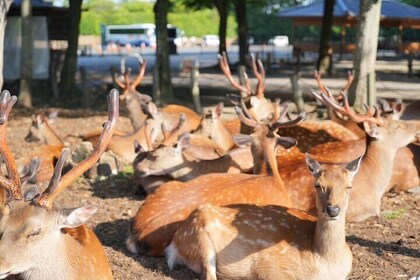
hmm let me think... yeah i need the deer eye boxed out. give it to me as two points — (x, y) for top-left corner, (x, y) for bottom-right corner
(315, 183), (321, 188)
(26, 229), (41, 240)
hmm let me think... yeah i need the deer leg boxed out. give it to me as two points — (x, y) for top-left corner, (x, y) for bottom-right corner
(171, 209), (218, 280)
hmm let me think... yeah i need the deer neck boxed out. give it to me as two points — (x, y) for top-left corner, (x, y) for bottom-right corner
(210, 121), (235, 152)
(252, 144), (282, 182)
(357, 137), (398, 194)
(43, 123), (63, 146)
(313, 214), (347, 260)
(125, 92), (148, 131)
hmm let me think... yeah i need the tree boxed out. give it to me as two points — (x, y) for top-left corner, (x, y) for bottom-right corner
(349, 0), (382, 108)
(0, 0), (13, 90)
(153, 0), (173, 104)
(233, 0), (248, 65)
(60, 0), (83, 100)
(316, 0), (335, 76)
(19, 0), (32, 107)
(182, 0), (229, 55)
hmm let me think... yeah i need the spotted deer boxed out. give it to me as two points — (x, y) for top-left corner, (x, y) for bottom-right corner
(0, 89), (118, 280)
(281, 93), (420, 221)
(167, 154), (361, 280)
(126, 106), (305, 256)
(199, 102), (236, 152)
(308, 91), (419, 192)
(134, 132), (253, 192)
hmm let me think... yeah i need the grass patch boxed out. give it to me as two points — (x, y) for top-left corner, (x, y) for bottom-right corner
(382, 208), (408, 220)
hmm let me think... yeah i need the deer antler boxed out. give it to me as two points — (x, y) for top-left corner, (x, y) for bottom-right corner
(162, 113), (187, 145)
(34, 89), (119, 208)
(0, 91), (21, 200)
(131, 54), (147, 88)
(235, 102), (259, 128)
(270, 112), (306, 131)
(219, 52), (252, 96)
(248, 54), (265, 99)
(340, 71), (354, 94)
(321, 92), (383, 126)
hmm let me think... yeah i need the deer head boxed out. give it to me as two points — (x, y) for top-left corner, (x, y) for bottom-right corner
(219, 52), (276, 123)
(0, 90), (118, 279)
(306, 154), (362, 220)
(114, 54), (151, 130)
(321, 92), (420, 149)
(25, 111), (61, 146)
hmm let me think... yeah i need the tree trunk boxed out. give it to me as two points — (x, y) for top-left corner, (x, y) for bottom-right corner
(214, 0), (228, 55)
(19, 0), (32, 107)
(349, 0), (382, 109)
(234, 0), (248, 66)
(316, 0), (335, 76)
(153, 0), (172, 104)
(0, 0), (13, 90)
(59, 0), (82, 100)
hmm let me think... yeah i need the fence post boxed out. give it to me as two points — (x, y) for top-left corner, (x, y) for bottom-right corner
(191, 60), (202, 114)
(291, 74), (304, 113)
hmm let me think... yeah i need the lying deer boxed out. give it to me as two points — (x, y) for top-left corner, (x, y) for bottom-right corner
(309, 91), (419, 192)
(167, 154), (361, 280)
(134, 132), (253, 191)
(198, 102), (236, 152)
(127, 106), (304, 256)
(0, 89), (118, 280)
(282, 93), (420, 221)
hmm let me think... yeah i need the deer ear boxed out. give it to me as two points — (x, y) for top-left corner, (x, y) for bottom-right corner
(24, 185), (40, 202)
(362, 121), (380, 138)
(276, 136), (297, 149)
(148, 102), (158, 119)
(176, 133), (191, 152)
(57, 206), (97, 229)
(345, 156), (362, 179)
(212, 102), (224, 119)
(305, 153), (322, 176)
(232, 134), (252, 147)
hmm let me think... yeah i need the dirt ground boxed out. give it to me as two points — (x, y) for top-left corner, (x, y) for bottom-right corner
(6, 106), (420, 280)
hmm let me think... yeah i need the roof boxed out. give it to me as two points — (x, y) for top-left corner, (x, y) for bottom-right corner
(278, 0), (420, 21)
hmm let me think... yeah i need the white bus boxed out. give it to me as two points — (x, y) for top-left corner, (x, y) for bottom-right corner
(103, 23), (157, 47)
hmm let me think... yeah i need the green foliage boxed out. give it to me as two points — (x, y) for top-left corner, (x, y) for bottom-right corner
(400, 0), (420, 8)
(382, 208), (408, 220)
(80, 0), (236, 37)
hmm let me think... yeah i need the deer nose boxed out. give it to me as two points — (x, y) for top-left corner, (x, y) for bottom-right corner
(326, 205), (341, 218)
(138, 170), (148, 178)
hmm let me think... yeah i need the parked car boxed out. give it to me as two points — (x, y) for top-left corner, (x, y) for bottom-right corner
(202, 35), (220, 46)
(268, 35), (289, 47)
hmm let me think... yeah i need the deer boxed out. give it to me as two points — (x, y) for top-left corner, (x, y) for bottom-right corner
(126, 105), (305, 257)
(167, 154), (361, 280)
(308, 90), (419, 192)
(198, 102), (236, 152)
(113, 54), (152, 130)
(134, 132), (253, 192)
(0, 89), (118, 280)
(280, 92), (420, 221)
(18, 112), (64, 183)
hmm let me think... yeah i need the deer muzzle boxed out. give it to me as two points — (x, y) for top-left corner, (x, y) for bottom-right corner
(326, 205), (341, 218)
